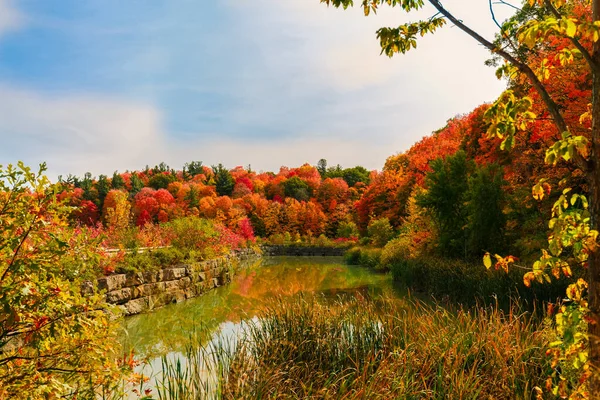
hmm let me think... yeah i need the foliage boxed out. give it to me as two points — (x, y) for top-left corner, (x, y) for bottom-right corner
(417, 150), (472, 258)
(366, 217), (394, 247)
(358, 247), (384, 271)
(213, 164), (235, 197)
(380, 236), (411, 271)
(466, 163), (506, 256)
(336, 220), (359, 239)
(0, 163), (127, 399)
(392, 255), (573, 310)
(283, 175), (311, 201)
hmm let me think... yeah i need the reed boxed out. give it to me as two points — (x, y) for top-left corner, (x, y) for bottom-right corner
(151, 294), (552, 399)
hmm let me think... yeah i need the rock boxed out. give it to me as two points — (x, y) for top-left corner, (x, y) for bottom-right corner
(125, 272), (144, 286)
(179, 277), (191, 289)
(123, 297), (149, 315)
(163, 267), (187, 281)
(106, 288), (133, 304)
(80, 280), (95, 295)
(190, 271), (206, 283)
(97, 274), (127, 292)
(164, 280), (180, 291)
(134, 282), (165, 298)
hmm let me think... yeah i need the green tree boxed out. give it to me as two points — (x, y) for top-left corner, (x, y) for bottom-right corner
(322, 0), (600, 392)
(111, 171), (125, 190)
(417, 151), (473, 258)
(184, 160), (204, 178)
(130, 173), (144, 196)
(147, 172), (176, 190)
(283, 176), (311, 201)
(0, 163), (126, 399)
(95, 174), (110, 210)
(185, 185), (200, 209)
(326, 164), (344, 179)
(213, 164), (235, 197)
(467, 163), (506, 256)
(367, 217), (395, 247)
(317, 158), (328, 178)
(342, 166), (370, 187)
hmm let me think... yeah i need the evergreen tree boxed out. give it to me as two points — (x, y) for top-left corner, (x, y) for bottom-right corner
(213, 164), (235, 196)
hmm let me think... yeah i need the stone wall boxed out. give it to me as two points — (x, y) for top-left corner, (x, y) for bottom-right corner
(99, 248), (260, 316)
(261, 245), (348, 257)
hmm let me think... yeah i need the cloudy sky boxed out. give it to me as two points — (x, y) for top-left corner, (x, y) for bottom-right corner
(0, 0), (514, 178)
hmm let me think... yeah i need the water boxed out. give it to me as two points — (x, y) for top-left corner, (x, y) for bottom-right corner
(122, 256), (397, 357)
(119, 256), (400, 397)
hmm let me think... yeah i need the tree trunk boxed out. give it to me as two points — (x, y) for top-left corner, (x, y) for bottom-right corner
(589, 0), (600, 391)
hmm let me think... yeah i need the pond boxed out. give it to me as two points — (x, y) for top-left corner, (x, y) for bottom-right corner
(122, 256), (400, 358)
(119, 256), (403, 398)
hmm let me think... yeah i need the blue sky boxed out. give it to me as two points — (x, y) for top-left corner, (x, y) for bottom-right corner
(0, 0), (513, 177)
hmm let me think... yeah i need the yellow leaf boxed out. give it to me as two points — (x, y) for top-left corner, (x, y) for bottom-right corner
(483, 253), (492, 269)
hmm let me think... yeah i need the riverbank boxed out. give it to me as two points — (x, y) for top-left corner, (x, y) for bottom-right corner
(100, 248), (260, 315)
(102, 246), (351, 316)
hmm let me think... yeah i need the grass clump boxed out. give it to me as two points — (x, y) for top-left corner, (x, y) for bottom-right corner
(155, 295), (551, 399)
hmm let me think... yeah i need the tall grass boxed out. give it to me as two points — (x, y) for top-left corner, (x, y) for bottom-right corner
(152, 294), (552, 399)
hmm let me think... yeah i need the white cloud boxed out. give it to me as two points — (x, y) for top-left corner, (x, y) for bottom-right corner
(0, 85), (165, 177)
(0, 0), (24, 38)
(0, 85), (390, 178)
(0, 0), (516, 178)
(223, 0), (508, 152)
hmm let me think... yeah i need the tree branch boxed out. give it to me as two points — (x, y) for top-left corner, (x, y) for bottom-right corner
(427, 0), (591, 172)
(544, 0), (599, 73)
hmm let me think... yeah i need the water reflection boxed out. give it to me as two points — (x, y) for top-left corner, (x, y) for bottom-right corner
(122, 256), (397, 358)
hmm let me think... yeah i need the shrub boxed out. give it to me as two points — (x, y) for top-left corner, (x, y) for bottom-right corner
(380, 236), (410, 271)
(336, 220), (359, 239)
(344, 246), (362, 265)
(358, 247), (383, 271)
(367, 217), (394, 247)
(165, 216), (219, 252)
(0, 163), (126, 399)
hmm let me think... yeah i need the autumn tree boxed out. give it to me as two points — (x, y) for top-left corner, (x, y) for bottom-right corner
(103, 189), (131, 231)
(0, 163), (126, 399)
(322, 0), (600, 393)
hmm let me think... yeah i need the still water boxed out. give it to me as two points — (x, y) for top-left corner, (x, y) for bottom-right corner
(122, 256), (399, 359)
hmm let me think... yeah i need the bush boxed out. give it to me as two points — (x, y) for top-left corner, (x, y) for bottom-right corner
(358, 248), (384, 271)
(344, 246), (362, 265)
(380, 236), (410, 271)
(367, 217), (394, 247)
(336, 221), (359, 239)
(166, 216), (219, 252)
(0, 163), (126, 398)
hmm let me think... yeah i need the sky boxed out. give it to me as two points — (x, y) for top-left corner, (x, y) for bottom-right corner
(0, 0), (515, 178)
